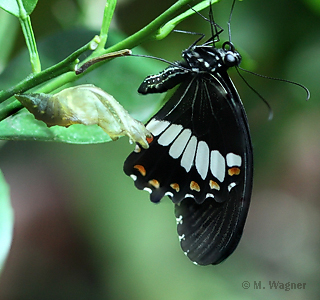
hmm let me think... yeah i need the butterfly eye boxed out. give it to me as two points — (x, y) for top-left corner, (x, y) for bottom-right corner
(224, 52), (237, 66)
(221, 42), (241, 67)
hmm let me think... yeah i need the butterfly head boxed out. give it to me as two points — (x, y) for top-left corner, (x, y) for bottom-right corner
(221, 41), (241, 68)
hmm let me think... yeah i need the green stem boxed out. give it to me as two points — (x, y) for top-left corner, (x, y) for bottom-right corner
(97, 0), (117, 51)
(17, 0), (41, 73)
(35, 0), (203, 91)
(0, 37), (98, 103)
(0, 0), (211, 121)
(0, 99), (23, 121)
(77, 0), (209, 73)
(155, 0), (216, 40)
(105, 0), (201, 52)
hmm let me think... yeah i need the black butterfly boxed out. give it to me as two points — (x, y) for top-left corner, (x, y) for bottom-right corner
(123, 4), (253, 265)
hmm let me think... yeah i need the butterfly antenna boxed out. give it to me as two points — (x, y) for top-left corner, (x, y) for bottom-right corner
(209, 2), (216, 42)
(130, 53), (190, 71)
(185, 2), (223, 45)
(228, 0), (237, 42)
(239, 67), (311, 101)
(236, 67), (274, 120)
(209, 2), (224, 44)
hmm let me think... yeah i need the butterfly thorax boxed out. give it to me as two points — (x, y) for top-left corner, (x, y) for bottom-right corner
(182, 41), (242, 74)
(138, 42), (241, 95)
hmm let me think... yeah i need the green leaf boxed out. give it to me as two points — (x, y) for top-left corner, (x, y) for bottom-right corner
(0, 29), (164, 144)
(0, 169), (13, 274)
(0, 0), (38, 17)
(0, 108), (114, 143)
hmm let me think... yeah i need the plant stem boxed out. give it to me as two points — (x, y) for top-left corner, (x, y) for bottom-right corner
(105, 0), (202, 52)
(17, 0), (41, 73)
(97, 0), (117, 51)
(0, 99), (23, 121)
(155, 0), (216, 40)
(34, 0), (204, 92)
(0, 0), (211, 120)
(0, 37), (98, 104)
(77, 0), (209, 74)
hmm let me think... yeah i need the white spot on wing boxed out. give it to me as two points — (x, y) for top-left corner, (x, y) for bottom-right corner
(169, 129), (192, 159)
(206, 193), (214, 198)
(143, 187), (152, 194)
(185, 193), (195, 199)
(226, 153), (242, 167)
(228, 182), (237, 191)
(176, 215), (183, 225)
(196, 141), (209, 180)
(181, 136), (197, 172)
(210, 150), (225, 182)
(130, 174), (137, 181)
(165, 191), (174, 197)
(146, 119), (170, 136)
(158, 124), (183, 146)
(179, 234), (185, 241)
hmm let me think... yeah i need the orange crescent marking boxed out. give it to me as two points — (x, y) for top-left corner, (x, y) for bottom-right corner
(148, 179), (160, 189)
(228, 167), (241, 176)
(146, 135), (154, 144)
(190, 181), (200, 192)
(170, 183), (180, 192)
(209, 180), (220, 191)
(134, 165), (146, 176)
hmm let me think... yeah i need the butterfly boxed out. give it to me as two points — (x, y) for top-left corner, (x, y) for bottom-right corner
(123, 3), (253, 265)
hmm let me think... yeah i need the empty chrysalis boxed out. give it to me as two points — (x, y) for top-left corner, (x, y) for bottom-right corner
(15, 84), (151, 148)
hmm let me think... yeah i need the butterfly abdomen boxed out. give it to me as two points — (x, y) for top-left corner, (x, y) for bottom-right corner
(138, 64), (191, 94)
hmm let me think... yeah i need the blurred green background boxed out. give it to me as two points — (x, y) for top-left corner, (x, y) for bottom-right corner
(0, 0), (320, 299)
